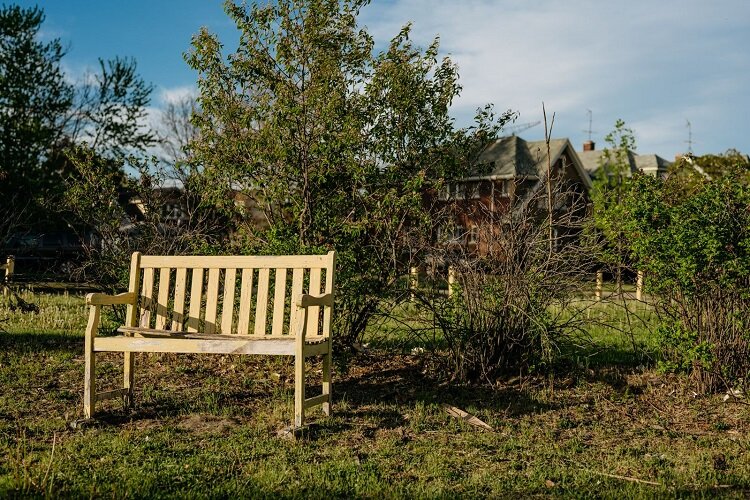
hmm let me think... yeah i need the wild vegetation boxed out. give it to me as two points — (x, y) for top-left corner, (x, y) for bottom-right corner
(2, 292), (750, 497)
(3, 0), (750, 496)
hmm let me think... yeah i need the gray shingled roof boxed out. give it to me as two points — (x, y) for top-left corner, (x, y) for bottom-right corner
(579, 149), (672, 178)
(474, 136), (571, 178)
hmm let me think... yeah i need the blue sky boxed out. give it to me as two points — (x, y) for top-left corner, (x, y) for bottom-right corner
(23, 0), (750, 158)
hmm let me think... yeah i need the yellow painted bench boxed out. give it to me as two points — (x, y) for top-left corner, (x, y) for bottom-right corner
(83, 251), (336, 428)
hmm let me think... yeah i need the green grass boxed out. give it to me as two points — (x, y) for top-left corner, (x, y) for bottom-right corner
(2, 292), (750, 497)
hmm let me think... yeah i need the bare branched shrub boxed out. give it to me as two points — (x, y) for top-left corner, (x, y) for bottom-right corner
(419, 169), (597, 383)
(64, 146), (226, 292)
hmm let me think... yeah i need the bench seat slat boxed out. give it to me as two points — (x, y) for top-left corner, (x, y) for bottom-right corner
(116, 326), (328, 344)
(96, 336), (297, 355)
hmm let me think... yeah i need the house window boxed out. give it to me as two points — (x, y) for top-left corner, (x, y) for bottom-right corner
(468, 181), (481, 200)
(436, 225), (463, 243)
(440, 181), (481, 201)
(468, 226), (479, 245)
(496, 180), (509, 196)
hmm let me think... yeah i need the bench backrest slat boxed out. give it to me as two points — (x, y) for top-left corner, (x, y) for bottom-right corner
(140, 255), (330, 269)
(289, 267), (305, 336)
(307, 268), (322, 336)
(204, 268), (221, 334)
(140, 268), (155, 328)
(130, 252), (335, 338)
(254, 268), (270, 336)
(155, 268), (171, 330)
(187, 268), (203, 333)
(125, 252), (141, 328)
(172, 268), (188, 331)
(237, 268), (254, 335)
(221, 268), (237, 335)
(271, 269), (287, 336)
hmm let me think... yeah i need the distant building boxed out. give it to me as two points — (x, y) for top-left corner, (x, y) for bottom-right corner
(578, 140), (672, 179)
(436, 136), (592, 253)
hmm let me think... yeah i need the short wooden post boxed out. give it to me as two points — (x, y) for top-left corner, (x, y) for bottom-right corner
(636, 270), (644, 301)
(2, 256), (13, 298)
(410, 267), (418, 301)
(595, 271), (603, 301)
(447, 266), (456, 298)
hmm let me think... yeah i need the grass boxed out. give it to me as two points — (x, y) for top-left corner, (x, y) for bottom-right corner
(2, 291), (750, 497)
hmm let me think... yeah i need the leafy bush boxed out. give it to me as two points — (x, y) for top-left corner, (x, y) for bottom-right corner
(619, 168), (750, 392)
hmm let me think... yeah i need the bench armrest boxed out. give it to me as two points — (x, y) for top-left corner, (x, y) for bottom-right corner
(86, 292), (137, 306)
(297, 293), (333, 308)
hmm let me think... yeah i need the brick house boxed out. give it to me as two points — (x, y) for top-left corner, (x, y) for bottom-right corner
(437, 136), (593, 253)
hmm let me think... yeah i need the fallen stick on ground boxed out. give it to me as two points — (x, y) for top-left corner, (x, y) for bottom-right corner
(442, 404), (494, 432)
(585, 469), (660, 486)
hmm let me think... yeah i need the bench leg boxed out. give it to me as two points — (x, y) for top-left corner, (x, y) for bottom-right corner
(83, 305), (100, 419)
(83, 346), (95, 419)
(322, 349), (332, 416)
(123, 351), (134, 409)
(294, 352), (305, 428)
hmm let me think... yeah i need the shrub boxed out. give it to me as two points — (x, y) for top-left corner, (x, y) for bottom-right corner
(619, 168), (750, 392)
(418, 173), (595, 383)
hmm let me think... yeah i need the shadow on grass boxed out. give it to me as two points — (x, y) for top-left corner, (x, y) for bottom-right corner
(0, 330), (81, 352)
(1, 331), (653, 435)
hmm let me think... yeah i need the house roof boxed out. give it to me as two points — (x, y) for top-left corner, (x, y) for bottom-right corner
(579, 149), (672, 177)
(473, 136), (593, 189)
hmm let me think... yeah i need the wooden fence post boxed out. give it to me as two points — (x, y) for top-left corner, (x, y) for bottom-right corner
(636, 270), (644, 301)
(410, 267), (418, 302)
(595, 271), (603, 302)
(447, 265), (456, 298)
(2, 256), (13, 298)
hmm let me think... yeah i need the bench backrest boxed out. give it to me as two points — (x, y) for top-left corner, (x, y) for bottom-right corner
(125, 252), (336, 338)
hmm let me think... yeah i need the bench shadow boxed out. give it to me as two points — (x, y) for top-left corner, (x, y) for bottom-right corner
(2, 332), (651, 438)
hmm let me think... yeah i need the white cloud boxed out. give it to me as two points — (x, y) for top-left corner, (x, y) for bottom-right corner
(159, 85), (197, 106)
(360, 0), (750, 156)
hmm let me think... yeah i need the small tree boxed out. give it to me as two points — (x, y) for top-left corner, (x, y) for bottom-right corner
(64, 146), (226, 291)
(590, 119), (636, 290)
(0, 5), (73, 227)
(187, 0), (513, 348)
(0, 5), (156, 243)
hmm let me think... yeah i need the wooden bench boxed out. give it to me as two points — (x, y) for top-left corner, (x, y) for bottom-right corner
(84, 251), (336, 428)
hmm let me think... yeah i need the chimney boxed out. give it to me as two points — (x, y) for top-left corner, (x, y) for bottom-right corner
(583, 140), (595, 151)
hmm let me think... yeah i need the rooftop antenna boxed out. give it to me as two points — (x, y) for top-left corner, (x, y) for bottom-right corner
(685, 119), (694, 154)
(583, 109), (595, 141)
(506, 120), (541, 136)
